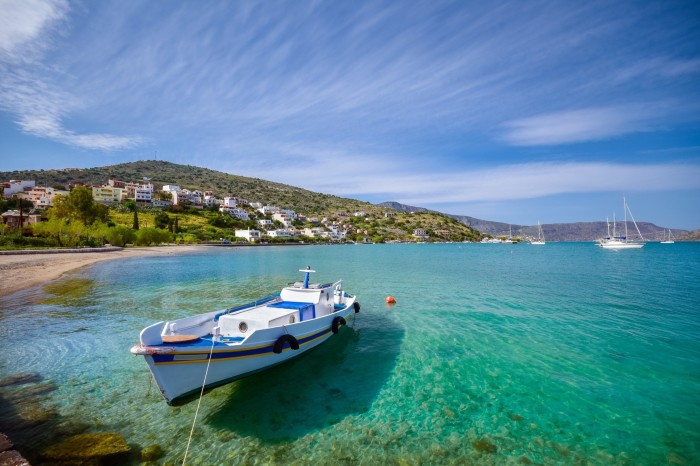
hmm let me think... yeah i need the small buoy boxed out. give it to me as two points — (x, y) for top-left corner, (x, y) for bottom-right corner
(385, 296), (396, 304)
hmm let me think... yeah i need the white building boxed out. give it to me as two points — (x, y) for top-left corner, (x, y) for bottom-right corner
(413, 228), (429, 240)
(267, 229), (292, 238)
(272, 211), (296, 227)
(162, 185), (181, 192)
(257, 219), (273, 229)
(204, 195), (220, 207)
(2, 180), (35, 198)
(235, 229), (261, 242)
(249, 202), (262, 209)
(20, 186), (69, 208)
(303, 227), (324, 237)
(258, 205), (279, 215)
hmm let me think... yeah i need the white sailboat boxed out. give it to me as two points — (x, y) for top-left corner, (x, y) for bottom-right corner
(502, 225), (514, 243)
(530, 221), (545, 245)
(660, 229), (675, 244)
(598, 197), (645, 249)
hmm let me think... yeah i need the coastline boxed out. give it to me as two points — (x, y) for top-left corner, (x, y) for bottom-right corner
(0, 245), (208, 298)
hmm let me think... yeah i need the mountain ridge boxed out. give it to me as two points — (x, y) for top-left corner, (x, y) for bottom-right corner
(378, 201), (692, 242)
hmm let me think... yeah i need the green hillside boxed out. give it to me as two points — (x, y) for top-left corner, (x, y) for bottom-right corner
(0, 160), (484, 244)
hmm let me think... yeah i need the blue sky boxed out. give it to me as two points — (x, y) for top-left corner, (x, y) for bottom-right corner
(1, 1), (699, 229)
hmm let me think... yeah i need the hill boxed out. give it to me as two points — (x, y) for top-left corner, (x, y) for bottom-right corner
(379, 201), (689, 242)
(1, 161), (484, 243)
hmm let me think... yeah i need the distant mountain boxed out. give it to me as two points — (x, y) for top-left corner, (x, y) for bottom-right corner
(378, 201), (689, 242)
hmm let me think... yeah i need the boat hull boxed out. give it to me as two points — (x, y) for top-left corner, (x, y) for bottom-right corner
(598, 242), (644, 249)
(138, 304), (355, 404)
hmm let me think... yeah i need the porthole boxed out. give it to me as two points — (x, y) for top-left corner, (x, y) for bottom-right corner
(289, 315), (295, 324)
(239, 322), (248, 333)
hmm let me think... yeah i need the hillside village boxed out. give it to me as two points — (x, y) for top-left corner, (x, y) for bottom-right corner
(1, 175), (484, 246)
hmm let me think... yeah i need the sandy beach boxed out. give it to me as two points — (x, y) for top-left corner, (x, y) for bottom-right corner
(0, 246), (208, 297)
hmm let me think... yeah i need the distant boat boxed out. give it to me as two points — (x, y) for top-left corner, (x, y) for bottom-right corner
(660, 229), (675, 244)
(502, 225), (514, 243)
(598, 197), (645, 249)
(530, 221), (545, 245)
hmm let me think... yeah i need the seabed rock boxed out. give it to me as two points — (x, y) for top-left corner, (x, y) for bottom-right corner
(140, 444), (164, 461)
(0, 449), (30, 466)
(471, 438), (497, 454)
(0, 373), (42, 388)
(41, 432), (130, 464)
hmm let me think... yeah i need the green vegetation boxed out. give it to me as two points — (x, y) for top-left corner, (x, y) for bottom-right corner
(0, 160), (484, 248)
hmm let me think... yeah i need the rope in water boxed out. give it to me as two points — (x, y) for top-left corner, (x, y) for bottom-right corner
(182, 334), (217, 466)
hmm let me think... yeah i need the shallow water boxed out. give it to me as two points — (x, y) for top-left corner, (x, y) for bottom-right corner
(1, 243), (699, 464)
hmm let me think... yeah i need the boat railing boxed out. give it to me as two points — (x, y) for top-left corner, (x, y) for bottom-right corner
(213, 293), (280, 322)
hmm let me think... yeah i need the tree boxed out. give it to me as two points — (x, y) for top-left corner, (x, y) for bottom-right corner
(32, 217), (86, 247)
(51, 186), (108, 225)
(106, 226), (136, 247)
(133, 210), (139, 230)
(154, 212), (170, 229)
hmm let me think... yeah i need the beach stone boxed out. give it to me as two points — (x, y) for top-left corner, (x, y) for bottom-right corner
(0, 433), (12, 452)
(41, 432), (131, 463)
(140, 444), (164, 461)
(471, 438), (497, 454)
(0, 449), (30, 466)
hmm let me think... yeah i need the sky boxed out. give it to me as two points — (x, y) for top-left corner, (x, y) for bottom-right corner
(1, 1), (699, 229)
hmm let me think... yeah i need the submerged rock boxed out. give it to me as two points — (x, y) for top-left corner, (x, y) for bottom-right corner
(140, 444), (164, 461)
(471, 438), (497, 454)
(0, 373), (42, 388)
(508, 413), (524, 421)
(41, 432), (131, 463)
(0, 449), (30, 466)
(0, 432), (12, 451)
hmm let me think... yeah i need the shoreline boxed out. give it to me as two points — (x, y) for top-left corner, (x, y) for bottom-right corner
(0, 245), (209, 298)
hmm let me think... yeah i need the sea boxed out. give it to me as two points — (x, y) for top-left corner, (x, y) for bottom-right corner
(1, 242), (699, 465)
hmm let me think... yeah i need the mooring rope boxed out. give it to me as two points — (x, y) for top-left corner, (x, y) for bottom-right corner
(182, 334), (217, 466)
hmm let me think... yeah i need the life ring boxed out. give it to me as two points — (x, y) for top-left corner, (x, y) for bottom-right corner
(331, 316), (346, 334)
(353, 302), (361, 313)
(273, 334), (300, 354)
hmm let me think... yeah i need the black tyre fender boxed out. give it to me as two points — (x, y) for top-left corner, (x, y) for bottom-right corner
(353, 302), (361, 313)
(331, 316), (346, 334)
(273, 334), (299, 354)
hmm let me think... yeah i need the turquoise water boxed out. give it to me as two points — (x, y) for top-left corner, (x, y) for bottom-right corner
(1, 243), (699, 464)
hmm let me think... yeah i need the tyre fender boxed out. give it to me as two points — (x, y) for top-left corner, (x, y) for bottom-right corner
(273, 334), (300, 354)
(353, 302), (361, 313)
(331, 316), (346, 334)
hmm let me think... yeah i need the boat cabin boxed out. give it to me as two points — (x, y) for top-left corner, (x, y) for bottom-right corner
(217, 282), (336, 340)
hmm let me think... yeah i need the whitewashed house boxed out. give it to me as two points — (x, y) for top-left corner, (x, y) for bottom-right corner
(258, 205), (279, 215)
(235, 229), (261, 242)
(267, 229), (293, 238)
(257, 219), (273, 229)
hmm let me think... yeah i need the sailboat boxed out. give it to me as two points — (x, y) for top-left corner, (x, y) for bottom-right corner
(530, 221), (545, 245)
(502, 225), (514, 243)
(597, 197), (645, 249)
(660, 229), (675, 244)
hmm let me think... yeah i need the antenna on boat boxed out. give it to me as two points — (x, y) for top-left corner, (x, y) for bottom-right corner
(299, 266), (316, 289)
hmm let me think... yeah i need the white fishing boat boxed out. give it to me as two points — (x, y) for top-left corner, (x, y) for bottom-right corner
(130, 267), (360, 404)
(598, 197), (645, 249)
(530, 221), (545, 245)
(660, 229), (675, 244)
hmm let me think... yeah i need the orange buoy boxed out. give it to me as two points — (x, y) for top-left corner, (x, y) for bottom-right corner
(385, 296), (396, 304)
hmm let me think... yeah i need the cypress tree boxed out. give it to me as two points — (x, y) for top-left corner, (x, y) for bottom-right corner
(133, 210), (139, 230)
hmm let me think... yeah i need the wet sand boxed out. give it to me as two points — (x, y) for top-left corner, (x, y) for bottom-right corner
(0, 246), (208, 297)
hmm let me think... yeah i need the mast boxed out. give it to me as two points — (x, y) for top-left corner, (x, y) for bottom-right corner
(623, 197), (629, 241)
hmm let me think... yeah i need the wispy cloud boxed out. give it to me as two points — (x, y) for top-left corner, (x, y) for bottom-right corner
(500, 106), (657, 146)
(0, 0), (144, 150)
(0, 0), (67, 62)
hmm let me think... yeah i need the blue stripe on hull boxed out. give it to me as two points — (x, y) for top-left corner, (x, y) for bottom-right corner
(152, 327), (333, 364)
